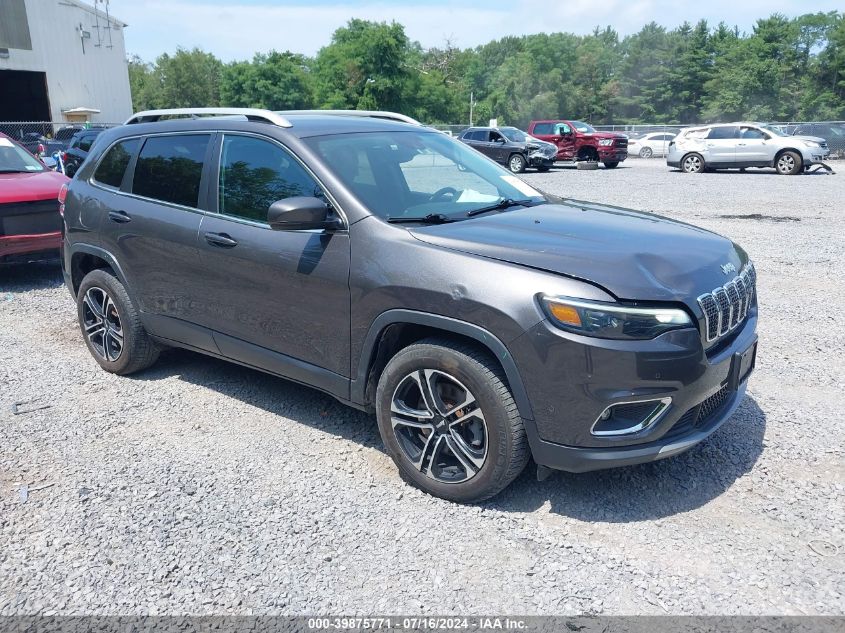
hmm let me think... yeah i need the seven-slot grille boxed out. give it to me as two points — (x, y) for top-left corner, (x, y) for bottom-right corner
(697, 264), (756, 343)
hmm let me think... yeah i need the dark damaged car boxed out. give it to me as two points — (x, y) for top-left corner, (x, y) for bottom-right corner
(459, 126), (557, 172)
(61, 108), (757, 503)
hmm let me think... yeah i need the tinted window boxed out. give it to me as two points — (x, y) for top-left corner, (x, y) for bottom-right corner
(467, 130), (486, 141)
(77, 135), (96, 152)
(532, 123), (554, 135)
(707, 126), (739, 140)
(94, 138), (139, 188)
(55, 128), (80, 140)
(133, 134), (210, 208)
(218, 135), (322, 223)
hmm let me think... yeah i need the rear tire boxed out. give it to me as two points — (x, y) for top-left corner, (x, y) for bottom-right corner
(77, 269), (159, 375)
(375, 339), (529, 503)
(775, 150), (802, 175)
(681, 153), (705, 173)
(603, 161), (620, 169)
(639, 147), (653, 158)
(508, 154), (526, 173)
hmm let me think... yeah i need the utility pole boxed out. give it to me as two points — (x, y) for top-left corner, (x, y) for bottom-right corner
(469, 91), (475, 127)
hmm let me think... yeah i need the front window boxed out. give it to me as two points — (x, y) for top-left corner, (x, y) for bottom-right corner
(0, 136), (46, 173)
(759, 125), (786, 137)
(306, 131), (548, 221)
(570, 121), (596, 133)
(500, 127), (528, 143)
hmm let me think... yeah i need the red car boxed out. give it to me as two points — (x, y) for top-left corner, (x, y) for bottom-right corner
(0, 133), (69, 262)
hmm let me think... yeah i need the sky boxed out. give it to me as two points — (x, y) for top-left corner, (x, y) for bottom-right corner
(111, 0), (844, 62)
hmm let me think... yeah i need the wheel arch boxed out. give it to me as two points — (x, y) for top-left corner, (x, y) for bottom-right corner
(352, 310), (534, 422)
(577, 145), (599, 161)
(772, 147), (804, 167)
(69, 244), (131, 298)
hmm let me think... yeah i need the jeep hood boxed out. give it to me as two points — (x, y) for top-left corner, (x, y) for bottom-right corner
(408, 201), (747, 303)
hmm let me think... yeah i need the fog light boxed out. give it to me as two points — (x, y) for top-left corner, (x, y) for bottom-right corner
(591, 398), (672, 437)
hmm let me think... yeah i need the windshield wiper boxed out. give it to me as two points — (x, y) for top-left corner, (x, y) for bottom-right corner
(387, 213), (456, 224)
(0, 169), (32, 174)
(466, 198), (535, 217)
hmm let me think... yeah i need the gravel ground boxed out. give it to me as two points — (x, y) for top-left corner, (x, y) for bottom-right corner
(1, 159), (843, 616)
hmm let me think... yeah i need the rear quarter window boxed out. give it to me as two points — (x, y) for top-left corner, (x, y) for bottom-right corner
(531, 123), (554, 135)
(132, 134), (211, 208)
(93, 138), (140, 189)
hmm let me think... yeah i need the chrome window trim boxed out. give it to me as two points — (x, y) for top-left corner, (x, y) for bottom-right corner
(590, 397), (673, 437)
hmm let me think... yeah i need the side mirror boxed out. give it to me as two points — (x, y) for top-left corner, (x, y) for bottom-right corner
(267, 197), (341, 231)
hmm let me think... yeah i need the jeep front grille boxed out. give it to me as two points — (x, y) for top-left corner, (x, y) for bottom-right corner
(697, 264), (756, 343)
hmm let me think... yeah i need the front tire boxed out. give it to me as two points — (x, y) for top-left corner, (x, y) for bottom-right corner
(508, 154), (526, 173)
(639, 147), (653, 158)
(775, 150), (802, 175)
(77, 269), (159, 375)
(375, 339), (529, 503)
(603, 161), (620, 169)
(681, 153), (705, 173)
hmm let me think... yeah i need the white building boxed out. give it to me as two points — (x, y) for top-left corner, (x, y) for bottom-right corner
(0, 0), (132, 124)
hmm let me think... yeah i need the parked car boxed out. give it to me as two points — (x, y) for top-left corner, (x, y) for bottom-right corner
(458, 126), (556, 172)
(0, 133), (70, 262)
(668, 122), (830, 174)
(528, 119), (628, 168)
(63, 107), (757, 503)
(628, 131), (677, 158)
(791, 123), (845, 158)
(62, 128), (107, 176)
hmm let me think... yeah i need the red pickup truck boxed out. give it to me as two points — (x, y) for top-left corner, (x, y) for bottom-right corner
(528, 120), (628, 168)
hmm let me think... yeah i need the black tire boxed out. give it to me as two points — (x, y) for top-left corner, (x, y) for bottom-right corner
(507, 153), (526, 173)
(603, 161), (620, 169)
(375, 338), (529, 503)
(536, 165), (550, 172)
(639, 147), (653, 158)
(681, 153), (705, 173)
(77, 268), (159, 375)
(775, 150), (802, 175)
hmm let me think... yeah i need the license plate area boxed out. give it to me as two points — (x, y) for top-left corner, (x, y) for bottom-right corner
(728, 340), (757, 391)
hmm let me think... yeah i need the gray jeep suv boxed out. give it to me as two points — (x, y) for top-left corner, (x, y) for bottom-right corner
(62, 108), (758, 502)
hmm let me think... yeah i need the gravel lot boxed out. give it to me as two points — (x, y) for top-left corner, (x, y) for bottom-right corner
(1, 159), (843, 615)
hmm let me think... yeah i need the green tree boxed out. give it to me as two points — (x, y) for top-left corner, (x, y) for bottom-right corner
(221, 51), (313, 110)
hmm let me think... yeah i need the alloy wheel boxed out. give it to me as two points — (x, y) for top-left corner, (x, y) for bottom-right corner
(390, 369), (488, 484)
(683, 155), (702, 172)
(81, 287), (124, 362)
(777, 153), (795, 174)
(509, 155), (525, 173)
(640, 147), (653, 158)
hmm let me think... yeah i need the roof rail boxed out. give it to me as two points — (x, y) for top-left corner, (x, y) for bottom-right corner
(124, 108), (293, 127)
(277, 109), (422, 126)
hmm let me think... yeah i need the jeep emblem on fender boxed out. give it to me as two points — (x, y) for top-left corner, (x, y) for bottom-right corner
(721, 263), (737, 275)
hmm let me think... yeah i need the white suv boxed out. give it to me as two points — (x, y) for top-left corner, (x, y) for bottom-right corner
(667, 122), (830, 175)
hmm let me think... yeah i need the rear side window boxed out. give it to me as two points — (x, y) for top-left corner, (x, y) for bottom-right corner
(133, 134), (210, 208)
(77, 135), (96, 152)
(707, 126), (739, 140)
(532, 123), (554, 135)
(218, 135), (323, 223)
(467, 130), (487, 141)
(94, 138), (139, 188)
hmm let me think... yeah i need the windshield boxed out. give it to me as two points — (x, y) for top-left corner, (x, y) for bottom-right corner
(500, 127), (528, 143)
(759, 125), (787, 137)
(306, 130), (547, 221)
(570, 121), (596, 133)
(0, 137), (45, 173)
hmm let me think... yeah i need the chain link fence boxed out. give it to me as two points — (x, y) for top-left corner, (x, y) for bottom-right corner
(0, 121), (120, 157)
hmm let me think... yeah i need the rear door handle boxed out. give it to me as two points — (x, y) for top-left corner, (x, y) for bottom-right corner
(204, 232), (238, 248)
(108, 210), (131, 223)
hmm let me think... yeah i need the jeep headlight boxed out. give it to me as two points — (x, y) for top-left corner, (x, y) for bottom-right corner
(598, 139), (614, 147)
(540, 295), (693, 340)
(802, 140), (821, 148)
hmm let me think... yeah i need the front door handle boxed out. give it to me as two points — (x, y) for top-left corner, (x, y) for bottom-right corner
(204, 232), (238, 248)
(108, 210), (131, 223)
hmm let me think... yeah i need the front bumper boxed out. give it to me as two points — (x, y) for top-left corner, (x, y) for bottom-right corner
(509, 310), (757, 473)
(801, 147), (831, 165)
(0, 231), (62, 259)
(597, 147), (628, 162)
